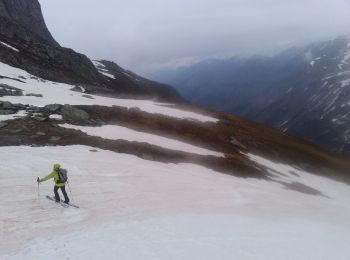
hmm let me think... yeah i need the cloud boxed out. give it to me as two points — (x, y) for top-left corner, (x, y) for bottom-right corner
(39, 0), (350, 75)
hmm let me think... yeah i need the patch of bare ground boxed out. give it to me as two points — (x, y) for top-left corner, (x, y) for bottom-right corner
(0, 104), (349, 184)
(78, 105), (350, 182)
(275, 181), (330, 198)
(0, 118), (261, 178)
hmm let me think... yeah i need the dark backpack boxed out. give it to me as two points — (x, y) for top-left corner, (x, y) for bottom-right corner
(57, 168), (68, 183)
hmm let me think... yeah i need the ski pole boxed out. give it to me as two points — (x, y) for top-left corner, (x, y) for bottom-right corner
(67, 180), (74, 202)
(37, 177), (40, 199)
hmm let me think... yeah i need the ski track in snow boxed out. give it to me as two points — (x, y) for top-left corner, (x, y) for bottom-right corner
(60, 123), (223, 157)
(0, 62), (218, 123)
(1, 146), (350, 259)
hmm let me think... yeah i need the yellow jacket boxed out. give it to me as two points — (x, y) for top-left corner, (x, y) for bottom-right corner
(40, 170), (65, 187)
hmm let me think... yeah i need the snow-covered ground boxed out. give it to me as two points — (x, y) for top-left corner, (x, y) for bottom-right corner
(0, 62), (218, 123)
(0, 110), (27, 122)
(1, 145), (350, 259)
(60, 123), (223, 157)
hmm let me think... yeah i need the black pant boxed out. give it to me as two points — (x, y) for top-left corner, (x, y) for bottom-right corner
(54, 185), (69, 203)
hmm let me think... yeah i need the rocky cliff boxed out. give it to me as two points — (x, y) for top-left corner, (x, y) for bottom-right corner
(0, 0), (182, 102)
(0, 0), (58, 46)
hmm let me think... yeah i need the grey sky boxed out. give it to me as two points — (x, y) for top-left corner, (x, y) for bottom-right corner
(39, 0), (350, 75)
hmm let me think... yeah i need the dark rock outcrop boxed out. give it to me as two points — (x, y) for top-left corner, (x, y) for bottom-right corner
(0, 0), (58, 46)
(96, 60), (182, 101)
(61, 105), (90, 123)
(0, 0), (182, 102)
(0, 12), (103, 85)
(0, 84), (23, 96)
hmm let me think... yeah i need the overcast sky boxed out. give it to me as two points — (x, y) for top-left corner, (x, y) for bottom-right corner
(39, 0), (350, 75)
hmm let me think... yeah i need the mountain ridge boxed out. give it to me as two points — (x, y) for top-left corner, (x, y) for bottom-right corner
(0, 0), (58, 46)
(152, 36), (350, 154)
(0, 0), (182, 102)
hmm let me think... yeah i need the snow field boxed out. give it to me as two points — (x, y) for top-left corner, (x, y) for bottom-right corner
(0, 110), (27, 122)
(247, 153), (350, 202)
(0, 62), (218, 123)
(60, 123), (224, 157)
(1, 146), (350, 259)
(6, 215), (350, 260)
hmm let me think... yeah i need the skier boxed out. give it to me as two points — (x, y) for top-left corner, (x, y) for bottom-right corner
(37, 163), (70, 204)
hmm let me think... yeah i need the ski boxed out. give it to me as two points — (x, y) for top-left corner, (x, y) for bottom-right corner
(46, 195), (69, 208)
(65, 201), (79, 208)
(45, 195), (79, 208)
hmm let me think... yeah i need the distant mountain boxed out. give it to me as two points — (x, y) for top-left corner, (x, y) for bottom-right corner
(152, 37), (350, 154)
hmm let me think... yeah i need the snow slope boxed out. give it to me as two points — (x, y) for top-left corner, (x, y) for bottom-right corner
(1, 146), (350, 259)
(60, 123), (224, 157)
(0, 62), (218, 123)
(0, 110), (27, 122)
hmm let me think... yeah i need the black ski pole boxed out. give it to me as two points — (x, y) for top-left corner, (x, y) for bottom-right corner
(67, 180), (74, 202)
(37, 178), (40, 199)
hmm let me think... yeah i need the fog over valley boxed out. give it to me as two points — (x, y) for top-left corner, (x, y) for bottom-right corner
(40, 0), (350, 75)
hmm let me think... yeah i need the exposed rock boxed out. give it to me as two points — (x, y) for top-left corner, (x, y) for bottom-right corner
(61, 105), (90, 123)
(141, 153), (154, 161)
(36, 131), (46, 136)
(0, 84), (23, 96)
(0, 15), (102, 86)
(25, 93), (43, 97)
(30, 144), (42, 147)
(82, 94), (94, 99)
(0, 101), (15, 109)
(33, 116), (46, 122)
(0, 122), (8, 128)
(44, 104), (61, 113)
(0, 109), (15, 115)
(9, 129), (22, 134)
(27, 106), (42, 113)
(97, 60), (182, 102)
(0, 0), (58, 46)
(70, 86), (85, 93)
(0, 101), (26, 111)
(129, 107), (142, 113)
(13, 103), (26, 110)
(49, 136), (61, 142)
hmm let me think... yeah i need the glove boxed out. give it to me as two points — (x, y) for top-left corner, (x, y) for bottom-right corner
(37, 177), (40, 183)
